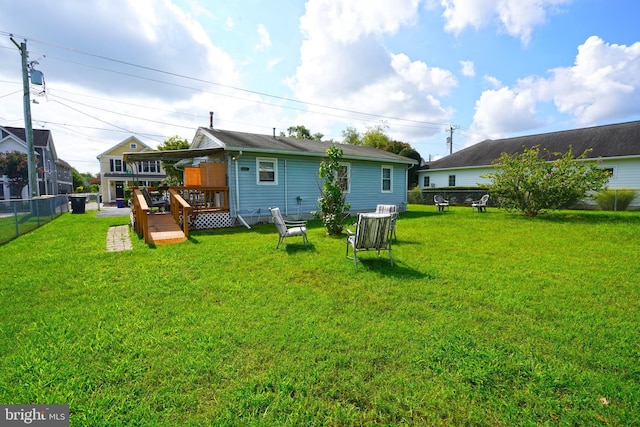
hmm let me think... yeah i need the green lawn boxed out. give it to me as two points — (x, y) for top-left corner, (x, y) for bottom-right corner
(1, 205), (639, 426)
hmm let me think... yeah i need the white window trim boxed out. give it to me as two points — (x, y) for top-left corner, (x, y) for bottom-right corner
(339, 163), (351, 193)
(381, 165), (393, 193)
(256, 157), (278, 185)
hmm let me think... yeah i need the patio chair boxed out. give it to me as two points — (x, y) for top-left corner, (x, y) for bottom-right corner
(346, 213), (393, 268)
(472, 194), (490, 212)
(269, 207), (308, 249)
(375, 204), (397, 240)
(434, 195), (449, 212)
(141, 187), (167, 212)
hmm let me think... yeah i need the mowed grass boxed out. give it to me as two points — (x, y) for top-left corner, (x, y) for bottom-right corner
(0, 205), (639, 426)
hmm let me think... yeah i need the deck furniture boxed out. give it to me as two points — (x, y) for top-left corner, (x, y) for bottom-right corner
(346, 213), (393, 268)
(472, 194), (490, 212)
(434, 195), (450, 212)
(269, 207), (308, 249)
(375, 204), (398, 240)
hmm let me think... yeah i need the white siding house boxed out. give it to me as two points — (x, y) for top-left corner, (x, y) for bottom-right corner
(418, 120), (640, 207)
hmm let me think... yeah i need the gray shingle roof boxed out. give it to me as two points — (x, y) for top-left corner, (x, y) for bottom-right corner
(2, 126), (52, 147)
(421, 120), (640, 170)
(198, 127), (417, 165)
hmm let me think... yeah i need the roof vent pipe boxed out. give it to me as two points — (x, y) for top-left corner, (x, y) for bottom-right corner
(209, 111), (214, 129)
(273, 128), (276, 138)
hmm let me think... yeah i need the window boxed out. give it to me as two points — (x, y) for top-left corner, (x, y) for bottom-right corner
(338, 163), (350, 193)
(423, 176), (430, 187)
(110, 159), (124, 172)
(257, 158), (277, 185)
(448, 175), (456, 186)
(130, 143), (137, 149)
(139, 161), (160, 173)
(381, 166), (392, 192)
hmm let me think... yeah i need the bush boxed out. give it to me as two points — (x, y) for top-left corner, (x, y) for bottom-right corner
(483, 145), (610, 217)
(407, 187), (423, 204)
(595, 189), (638, 211)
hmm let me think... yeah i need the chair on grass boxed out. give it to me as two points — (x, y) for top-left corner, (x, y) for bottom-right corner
(434, 195), (449, 212)
(269, 207), (308, 249)
(472, 194), (490, 212)
(346, 213), (393, 268)
(375, 204), (398, 240)
(141, 187), (166, 212)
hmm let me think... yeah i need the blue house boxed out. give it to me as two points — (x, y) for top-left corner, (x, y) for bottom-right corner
(125, 127), (417, 228)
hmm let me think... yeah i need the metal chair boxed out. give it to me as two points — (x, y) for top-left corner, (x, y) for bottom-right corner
(346, 213), (393, 268)
(375, 204), (398, 240)
(269, 207), (308, 249)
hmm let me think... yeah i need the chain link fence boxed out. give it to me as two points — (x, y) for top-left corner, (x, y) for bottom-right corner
(0, 195), (71, 244)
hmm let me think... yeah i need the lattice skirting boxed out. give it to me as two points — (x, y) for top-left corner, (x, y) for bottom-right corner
(180, 211), (234, 230)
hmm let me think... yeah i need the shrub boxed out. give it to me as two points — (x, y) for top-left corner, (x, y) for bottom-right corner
(483, 145), (610, 217)
(595, 189), (638, 211)
(317, 145), (351, 235)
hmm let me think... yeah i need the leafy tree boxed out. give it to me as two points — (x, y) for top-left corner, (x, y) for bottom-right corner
(157, 135), (190, 185)
(362, 124), (390, 149)
(317, 145), (351, 235)
(342, 127), (362, 145)
(284, 125), (323, 141)
(399, 147), (423, 188)
(0, 151), (30, 198)
(483, 145), (610, 217)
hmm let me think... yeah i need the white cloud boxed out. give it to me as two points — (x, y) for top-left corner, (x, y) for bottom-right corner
(483, 75), (503, 89)
(471, 36), (640, 137)
(287, 0), (456, 140)
(441, 0), (571, 45)
(460, 60), (475, 77)
(255, 24), (272, 50)
(542, 36), (640, 124)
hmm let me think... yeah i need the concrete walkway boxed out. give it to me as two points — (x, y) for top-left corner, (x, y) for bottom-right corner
(106, 225), (133, 252)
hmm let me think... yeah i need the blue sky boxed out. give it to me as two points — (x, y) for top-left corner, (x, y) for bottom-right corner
(1, 0), (639, 173)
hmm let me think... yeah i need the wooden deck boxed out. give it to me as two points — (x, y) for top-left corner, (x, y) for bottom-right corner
(147, 213), (187, 245)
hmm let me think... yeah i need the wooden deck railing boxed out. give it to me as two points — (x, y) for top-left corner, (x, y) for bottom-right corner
(131, 188), (151, 243)
(131, 186), (229, 243)
(172, 186), (230, 213)
(168, 188), (191, 238)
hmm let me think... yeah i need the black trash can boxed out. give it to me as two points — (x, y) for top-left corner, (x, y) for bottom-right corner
(69, 195), (86, 214)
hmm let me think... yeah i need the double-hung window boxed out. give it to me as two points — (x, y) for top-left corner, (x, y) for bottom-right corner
(381, 166), (392, 192)
(338, 163), (350, 193)
(257, 158), (277, 185)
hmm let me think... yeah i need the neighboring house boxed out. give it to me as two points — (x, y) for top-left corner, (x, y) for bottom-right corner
(124, 127), (417, 227)
(418, 120), (640, 206)
(0, 126), (73, 199)
(97, 136), (167, 204)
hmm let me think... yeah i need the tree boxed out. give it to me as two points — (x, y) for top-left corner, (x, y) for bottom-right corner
(483, 145), (610, 217)
(399, 147), (423, 188)
(342, 126), (362, 145)
(317, 145), (351, 235)
(157, 135), (190, 185)
(284, 125), (323, 141)
(0, 151), (30, 198)
(362, 124), (390, 149)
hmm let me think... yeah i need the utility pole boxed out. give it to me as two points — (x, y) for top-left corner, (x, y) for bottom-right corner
(10, 36), (39, 198)
(447, 125), (459, 155)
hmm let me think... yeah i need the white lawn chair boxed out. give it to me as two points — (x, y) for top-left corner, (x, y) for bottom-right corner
(472, 194), (490, 212)
(346, 213), (393, 268)
(434, 195), (449, 212)
(375, 204), (398, 240)
(269, 207), (308, 249)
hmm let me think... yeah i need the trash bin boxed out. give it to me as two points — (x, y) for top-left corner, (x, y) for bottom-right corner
(69, 195), (86, 214)
(116, 198), (125, 208)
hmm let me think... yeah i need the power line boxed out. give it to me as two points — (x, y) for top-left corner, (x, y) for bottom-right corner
(2, 30), (453, 129)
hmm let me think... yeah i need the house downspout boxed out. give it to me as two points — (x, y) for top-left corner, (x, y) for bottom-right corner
(233, 152), (250, 229)
(284, 159), (288, 215)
